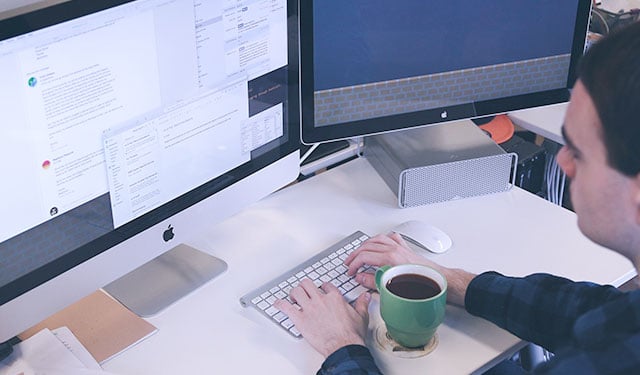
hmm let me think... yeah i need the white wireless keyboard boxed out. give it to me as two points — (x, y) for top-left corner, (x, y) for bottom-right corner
(240, 231), (373, 338)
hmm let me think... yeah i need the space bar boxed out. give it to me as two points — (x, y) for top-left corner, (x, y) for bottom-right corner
(343, 284), (369, 303)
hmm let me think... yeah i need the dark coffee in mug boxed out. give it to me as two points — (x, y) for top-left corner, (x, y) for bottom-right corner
(386, 273), (441, 300)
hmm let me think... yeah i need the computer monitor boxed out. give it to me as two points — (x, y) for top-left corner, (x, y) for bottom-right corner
(0, 0), (299, 343)
(300, 0), (592, 144)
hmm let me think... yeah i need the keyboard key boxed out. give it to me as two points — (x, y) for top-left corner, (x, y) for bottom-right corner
(344, 285), (368, 303)
(273, 312), (287, 323)
(320, 275), (331, 283)
(275, 291), (287, 299)
(265, 306), (279, 316)
(290, 327), (301, 337)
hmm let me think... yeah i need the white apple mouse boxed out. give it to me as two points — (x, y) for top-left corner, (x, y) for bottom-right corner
(391, 220), (452, 254)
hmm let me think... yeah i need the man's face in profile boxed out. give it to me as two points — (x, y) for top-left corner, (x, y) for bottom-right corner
(558, 80), (638, 254)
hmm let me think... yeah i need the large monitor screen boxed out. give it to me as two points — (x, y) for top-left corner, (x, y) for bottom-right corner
(300, 0), (591, 144)
(0, 0), (299, 342)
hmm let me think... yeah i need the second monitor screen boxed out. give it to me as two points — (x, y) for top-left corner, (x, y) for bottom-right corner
(312, 0), (583, 128)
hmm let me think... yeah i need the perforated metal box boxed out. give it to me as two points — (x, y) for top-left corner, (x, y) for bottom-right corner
(365, 120), (517, 207)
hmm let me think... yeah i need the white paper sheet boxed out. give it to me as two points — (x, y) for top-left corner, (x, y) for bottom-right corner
(0, 328), (119, 375)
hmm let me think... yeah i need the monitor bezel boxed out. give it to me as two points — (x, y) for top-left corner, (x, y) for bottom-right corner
(299, 0), (592, 145)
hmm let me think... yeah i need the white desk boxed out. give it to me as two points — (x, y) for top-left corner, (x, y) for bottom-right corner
(508, 103), (567, 145)
(600, 0), (640, 12)
(103, 157), (634, 375)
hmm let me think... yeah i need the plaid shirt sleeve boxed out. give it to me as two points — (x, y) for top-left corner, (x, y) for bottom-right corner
(317, 345), (382, 375)
(465, 271), (623, 352)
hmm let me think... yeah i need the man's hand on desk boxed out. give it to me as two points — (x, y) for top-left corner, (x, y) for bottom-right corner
(275, 232), (477, 358)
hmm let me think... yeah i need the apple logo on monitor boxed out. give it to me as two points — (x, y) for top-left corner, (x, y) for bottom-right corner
(163, 225), (175, 242)
(440, 110), (448, 119)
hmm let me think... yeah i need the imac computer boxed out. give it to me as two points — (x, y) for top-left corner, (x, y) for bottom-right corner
(0, 0), (299, 344)
(300, 0), (592, 144)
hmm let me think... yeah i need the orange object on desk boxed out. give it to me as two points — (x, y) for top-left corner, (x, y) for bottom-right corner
(478, 114), (515, 144)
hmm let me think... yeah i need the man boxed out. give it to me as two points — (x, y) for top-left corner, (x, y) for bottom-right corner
(275, 22), (640, 374)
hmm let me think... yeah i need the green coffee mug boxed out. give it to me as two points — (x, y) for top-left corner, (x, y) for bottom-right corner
(375, 264), (447, 348)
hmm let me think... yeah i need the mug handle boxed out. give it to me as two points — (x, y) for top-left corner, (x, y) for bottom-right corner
(375, 265), (391, 291)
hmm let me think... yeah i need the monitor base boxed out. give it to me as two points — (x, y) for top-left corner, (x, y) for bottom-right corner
(103, 244), (227, 317)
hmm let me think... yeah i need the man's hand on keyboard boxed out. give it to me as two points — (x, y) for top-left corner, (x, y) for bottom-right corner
(274, 279), (371, 358)
(345, 232), (474, 307)
(345, 232), (428, 289)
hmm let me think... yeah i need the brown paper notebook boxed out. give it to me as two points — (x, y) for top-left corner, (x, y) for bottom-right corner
(19, 290), (157, 364)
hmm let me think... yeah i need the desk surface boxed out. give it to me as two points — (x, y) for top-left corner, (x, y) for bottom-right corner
(600, 0), (640, 12)
(508, 103), (567, 145)
(103, 157), (634, 375)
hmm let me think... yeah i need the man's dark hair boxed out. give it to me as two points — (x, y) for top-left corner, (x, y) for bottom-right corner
(578, 21), (640, 176)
